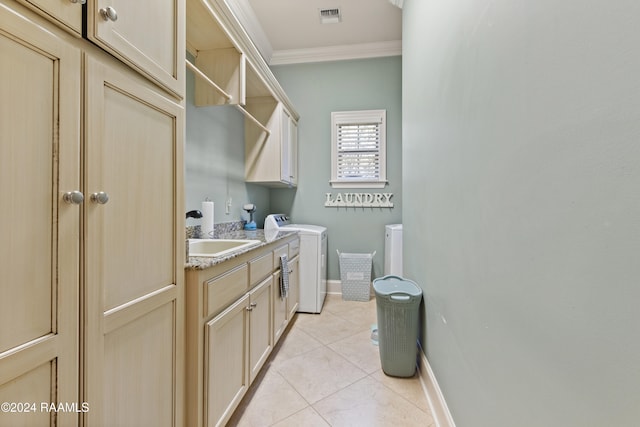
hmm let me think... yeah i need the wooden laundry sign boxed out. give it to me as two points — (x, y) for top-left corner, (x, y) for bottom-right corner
(324, 192), (394, 208)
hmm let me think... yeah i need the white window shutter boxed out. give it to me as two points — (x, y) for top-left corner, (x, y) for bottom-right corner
(331, 110), (386, 188)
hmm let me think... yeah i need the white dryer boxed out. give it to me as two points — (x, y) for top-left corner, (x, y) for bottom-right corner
(265, 214), (327, 313)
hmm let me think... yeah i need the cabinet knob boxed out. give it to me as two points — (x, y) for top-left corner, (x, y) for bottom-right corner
(63, 191), (84, 205)
(250, 302), (257, 308)
(99, 6), (118, 22)
(91, 191), (110, 205)
(69, 0), (87, 4)
(245, 306), (253, 312)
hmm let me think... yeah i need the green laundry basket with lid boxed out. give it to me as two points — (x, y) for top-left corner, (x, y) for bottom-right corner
(373, 275), (423, 377)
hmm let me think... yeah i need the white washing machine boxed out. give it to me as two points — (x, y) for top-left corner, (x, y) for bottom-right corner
(265, 214), (327, 313)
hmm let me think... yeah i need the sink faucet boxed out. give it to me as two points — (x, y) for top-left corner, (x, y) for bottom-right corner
(186, 210), (203, 219)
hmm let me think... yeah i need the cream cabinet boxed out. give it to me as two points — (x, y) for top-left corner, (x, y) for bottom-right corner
(287, 255), (300, 320)
(185, 234), (299, 427)
(0, 5), (81, 427)
(248, 276), (273, 383)
(16, 0), (185, 98)
(273, 245), (300, 344)
(205, 274), (272, 427)
(205, 293), (250, 427)
(86, 0), (185, 98)
(245, 101), (299, 187)
(284, 108), (299, 186)
(273, 244), (289, 344)
(0, 3), (185, 426)
(82, 53), (184, 427)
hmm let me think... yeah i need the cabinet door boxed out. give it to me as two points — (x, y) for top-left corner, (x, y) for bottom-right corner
(280, 107), (298, 186)
(83, 54), (184, 427)
(287, 256), (300, 319)
(280, 106), (291, 183)
(245, 101), (298, 187)
(87, 0), (185, 98)
(16, 0), (83, 35)
(205, 294), (250, 427)
(272, 270), (288, 344)
(249, 276), (273, 383)
(289, 117), (298, 186)
(0, 6), (80, 427)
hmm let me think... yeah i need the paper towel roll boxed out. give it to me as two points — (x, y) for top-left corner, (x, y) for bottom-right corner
(202, 201), (214, 238)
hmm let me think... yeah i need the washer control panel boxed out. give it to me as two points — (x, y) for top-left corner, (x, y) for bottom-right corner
(264, 214), (290, 232)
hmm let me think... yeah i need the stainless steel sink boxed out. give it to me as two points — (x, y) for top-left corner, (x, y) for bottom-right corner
(188, 239), (261, 258)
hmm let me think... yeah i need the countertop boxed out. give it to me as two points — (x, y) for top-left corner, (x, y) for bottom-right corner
(185, 229), (297, 270)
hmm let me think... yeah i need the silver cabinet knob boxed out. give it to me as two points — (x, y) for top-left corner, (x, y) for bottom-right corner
(63, 191), (84, 205)
(90, 191), (109, 204)
(99, 6), (118, 22)
(69, 0), (87, 4)
(250, 302), (257, 308)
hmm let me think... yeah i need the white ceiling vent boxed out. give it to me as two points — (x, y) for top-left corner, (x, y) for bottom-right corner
(319, 7), (341, 24)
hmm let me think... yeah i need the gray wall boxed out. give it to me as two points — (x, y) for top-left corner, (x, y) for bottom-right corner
(271, 57), (403, 281)
(403, 0), (640, 426)
(185, 64), (270, 228)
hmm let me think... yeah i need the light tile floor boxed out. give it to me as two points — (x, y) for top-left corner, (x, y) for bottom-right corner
(228, 294), (436, 427)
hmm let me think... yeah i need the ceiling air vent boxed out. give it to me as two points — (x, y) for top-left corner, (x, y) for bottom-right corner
(319, 8), (341, 24)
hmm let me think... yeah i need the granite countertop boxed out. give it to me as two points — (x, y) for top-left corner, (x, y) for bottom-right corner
(185, 228), (297, 270)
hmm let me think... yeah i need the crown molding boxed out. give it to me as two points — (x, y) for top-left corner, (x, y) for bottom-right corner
(224, 0), (273, 63)
(269, 40), (402, 66)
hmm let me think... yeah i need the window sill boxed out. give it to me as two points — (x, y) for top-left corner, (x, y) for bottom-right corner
(330, 181), (387, 189)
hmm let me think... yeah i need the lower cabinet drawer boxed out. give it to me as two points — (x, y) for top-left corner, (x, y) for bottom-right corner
(249, 252), (273, 286)
(273, 244), (289, 267)
(205, 264), (248, 317)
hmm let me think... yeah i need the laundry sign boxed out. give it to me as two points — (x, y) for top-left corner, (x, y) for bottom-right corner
(324, 192), (394, 208)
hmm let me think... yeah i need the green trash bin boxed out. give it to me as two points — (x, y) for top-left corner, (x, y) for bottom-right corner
(373, 275), (422, 377)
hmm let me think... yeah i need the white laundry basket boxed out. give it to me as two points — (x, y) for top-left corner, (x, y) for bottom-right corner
(337, 250), (376, 301)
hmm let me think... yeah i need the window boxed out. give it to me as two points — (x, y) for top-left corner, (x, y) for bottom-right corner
(330, 109), (387, 188)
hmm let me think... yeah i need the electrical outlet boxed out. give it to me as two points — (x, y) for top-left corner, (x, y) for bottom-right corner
(225, 197), (232, 214)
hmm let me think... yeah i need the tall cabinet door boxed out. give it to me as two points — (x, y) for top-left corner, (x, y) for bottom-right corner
(0, 5), (81, 427)
(249, 276), (273, 383)
(205, 294), (250, 427)
(83, 54), (184, 426)
(87, 0), (185, 98)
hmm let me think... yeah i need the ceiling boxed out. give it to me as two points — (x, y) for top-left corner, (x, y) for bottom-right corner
(227, 0), (403, 65)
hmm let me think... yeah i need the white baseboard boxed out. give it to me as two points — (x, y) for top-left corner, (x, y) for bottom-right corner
(327, 279), (342, 295)
(417, 343), (456, 427)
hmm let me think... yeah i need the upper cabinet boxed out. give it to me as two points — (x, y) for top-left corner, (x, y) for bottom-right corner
(15, 0), (84, 35)
(186, 0), (300, 187)
(282, 106), (299, 186)
(14, 0), (186, 99)
(87, 0), (185, 98)
(245, 99), (298, 187)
